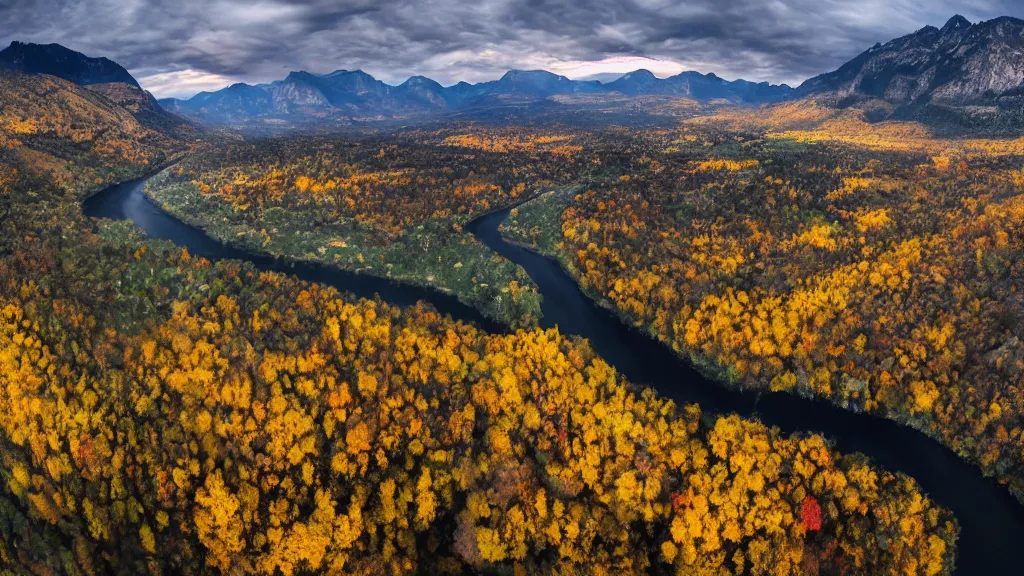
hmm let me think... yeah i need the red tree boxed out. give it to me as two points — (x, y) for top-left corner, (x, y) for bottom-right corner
(801, 495), (822, 531)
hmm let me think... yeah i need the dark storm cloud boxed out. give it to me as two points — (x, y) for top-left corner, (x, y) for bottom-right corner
(2, 0), (1023, 98)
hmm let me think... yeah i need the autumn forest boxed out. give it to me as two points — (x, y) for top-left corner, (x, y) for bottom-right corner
(7, 10), (1024, 575)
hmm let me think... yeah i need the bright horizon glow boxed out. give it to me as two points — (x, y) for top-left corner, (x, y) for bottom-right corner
(139, 69), (242, 99)
(548, 56), (688, 80)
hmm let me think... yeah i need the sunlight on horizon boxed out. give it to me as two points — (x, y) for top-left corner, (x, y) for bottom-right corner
(548, 56), (688, 80)
(138, 68), (241, 99)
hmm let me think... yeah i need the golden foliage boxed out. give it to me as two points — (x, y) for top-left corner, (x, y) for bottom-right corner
(0, 73), (192, 194)
(0, 243), (956, 574)
(547, 124), (1024, 504)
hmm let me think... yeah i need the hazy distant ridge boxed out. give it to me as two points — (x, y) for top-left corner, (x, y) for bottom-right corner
(157, 67), (793, 124)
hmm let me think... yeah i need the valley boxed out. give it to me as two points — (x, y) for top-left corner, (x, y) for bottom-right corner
(5, 9), (1024, 576)
(0, 126), (960, 574)
(79, 140), (1024, 575)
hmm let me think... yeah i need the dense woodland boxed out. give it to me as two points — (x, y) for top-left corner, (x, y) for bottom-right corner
(0, 74), (961, 574)
(145, 113), (1024, 512)
(501, 114), (1024, 504)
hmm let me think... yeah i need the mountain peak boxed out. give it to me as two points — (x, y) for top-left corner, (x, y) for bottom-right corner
(401, 75), (441, 86)
(328, 69), (373, 78)
(283, 70), (316, 82)
(621, 69), (656, 81)
(0, 41), (139, 87)
(942, 14), (972, 33)
(500, 69), (563, 81)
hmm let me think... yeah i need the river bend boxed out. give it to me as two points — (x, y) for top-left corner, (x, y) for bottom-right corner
(84, 174), (1024, 574)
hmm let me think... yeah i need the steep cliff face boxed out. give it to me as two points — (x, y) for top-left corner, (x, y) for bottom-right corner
(798, 16), (1024, 106)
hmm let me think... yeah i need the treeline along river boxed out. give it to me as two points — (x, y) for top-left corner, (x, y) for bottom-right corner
(85, 174), (1024, 574)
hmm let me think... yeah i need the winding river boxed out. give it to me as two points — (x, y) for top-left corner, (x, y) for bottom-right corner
(85, 174), (1024, 573)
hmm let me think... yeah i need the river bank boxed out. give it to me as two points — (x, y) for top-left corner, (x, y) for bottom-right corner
(466, 204), (1024, 575)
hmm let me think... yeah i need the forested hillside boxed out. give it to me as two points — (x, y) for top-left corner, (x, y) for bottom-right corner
(0, 71), (195, 193)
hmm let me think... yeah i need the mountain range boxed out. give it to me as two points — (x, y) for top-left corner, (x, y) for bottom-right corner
(6, 14), (1024, 130)
(158, 67), (794, 125)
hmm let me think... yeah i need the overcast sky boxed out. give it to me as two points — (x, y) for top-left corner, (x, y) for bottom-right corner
(2, 0), (1023, 99)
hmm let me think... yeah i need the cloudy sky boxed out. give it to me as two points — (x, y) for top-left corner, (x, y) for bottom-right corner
(2, 0), (1022, 98)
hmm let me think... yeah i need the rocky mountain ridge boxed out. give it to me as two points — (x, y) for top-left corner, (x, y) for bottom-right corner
(797, 15), (1024, 107)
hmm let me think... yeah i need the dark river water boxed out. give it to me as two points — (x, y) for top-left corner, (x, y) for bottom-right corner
(85, 175), (1024, 574)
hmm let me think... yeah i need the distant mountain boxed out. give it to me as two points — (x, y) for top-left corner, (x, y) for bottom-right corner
(273, 70), (374, 110)
(0, 41), (139, 87)
(161, 66), (790, 125)
(576, 72), (628, 84)
(604, 69), (662, 95)
(398, 76), (449, 108)
(486, 70), (603, 97)
(797, 15), (1024, 106)
(160, 83), (275, 124)
(162, 68), (458, 123)
(606, 69), (793, 103)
